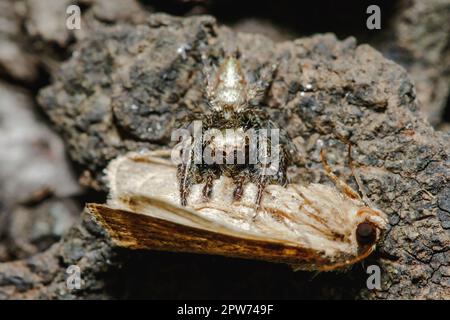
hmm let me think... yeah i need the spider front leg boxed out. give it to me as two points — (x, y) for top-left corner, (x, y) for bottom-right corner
(247, 61), (278, 106)
(255, 176), (267, 209)
(201, 170), (217, 201)
(320, 149), (361, 201)
(177, 142), (196, 206)
(250, 165), (269, 219)
(232, 172), (248, 201)
(177, 162), (192, 206)
(251, 144), (287, 217)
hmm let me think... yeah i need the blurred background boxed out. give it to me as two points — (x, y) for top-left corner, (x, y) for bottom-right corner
(0, 0), (448, 293)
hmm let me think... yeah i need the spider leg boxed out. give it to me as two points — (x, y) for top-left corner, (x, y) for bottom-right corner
(247, 61), (278, 106)
(177, 145), (195, 206)
(202, 172), (215, 201)
(232, 174), (247, 201)
(255, 178), (267, 208)
(251, 163), (269, 220)
(251, 177), (267, 221)
(177, 163), (191, 206)
(320, 148), (361, 201)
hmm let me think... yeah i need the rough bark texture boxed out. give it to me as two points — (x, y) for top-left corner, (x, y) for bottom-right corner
(376, 0), (450, 126)
(1, 13), (448, 300)
(0, 1), (449, 299)
(0, 82), (81, 262)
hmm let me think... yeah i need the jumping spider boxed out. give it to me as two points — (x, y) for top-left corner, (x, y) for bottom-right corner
(177, 52), (293, 209)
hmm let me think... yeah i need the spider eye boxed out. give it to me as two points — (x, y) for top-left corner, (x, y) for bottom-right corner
(356, 222), (377, 246)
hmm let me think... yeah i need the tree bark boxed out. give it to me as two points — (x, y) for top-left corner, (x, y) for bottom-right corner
(0, 10), (449, 300)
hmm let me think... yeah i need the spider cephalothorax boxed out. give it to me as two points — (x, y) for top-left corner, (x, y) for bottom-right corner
(176, 52), (293, 208)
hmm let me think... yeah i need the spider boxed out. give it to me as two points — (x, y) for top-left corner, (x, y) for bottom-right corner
(176, 51), (294, 209)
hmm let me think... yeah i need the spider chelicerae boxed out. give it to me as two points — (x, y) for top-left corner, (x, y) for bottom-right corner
(175, 51), (294, 208)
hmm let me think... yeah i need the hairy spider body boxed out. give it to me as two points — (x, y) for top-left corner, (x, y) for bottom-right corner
(177, 53), (293, 208)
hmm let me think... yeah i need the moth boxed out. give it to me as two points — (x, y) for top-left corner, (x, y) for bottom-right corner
(88, 149), (387, 271)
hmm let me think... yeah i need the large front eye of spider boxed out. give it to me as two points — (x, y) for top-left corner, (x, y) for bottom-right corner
(356, 221), (377, 246)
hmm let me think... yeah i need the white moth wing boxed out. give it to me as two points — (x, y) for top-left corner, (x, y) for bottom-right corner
(107, 151), (297, 244)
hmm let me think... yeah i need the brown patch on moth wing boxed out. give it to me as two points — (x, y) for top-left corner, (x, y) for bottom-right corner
(262, 206), (339, 242)
(261, 206), (294, 223)
(290, 185), (348, 242)
(118, 194), (145, 212)
(356, 207), (385, 220)
(128, 150), (174, 167)
(259, 207), (306, 235)
(291, 185), (330, 224)
(86, 203), (332, 266)
(191, 203), (248, 223)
